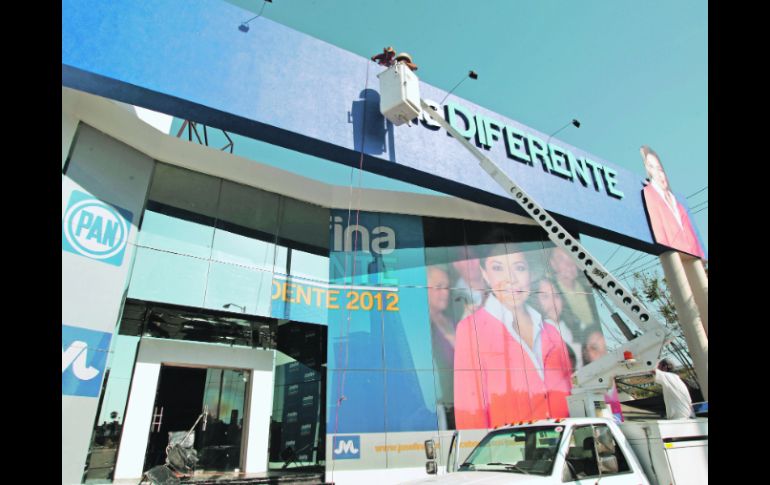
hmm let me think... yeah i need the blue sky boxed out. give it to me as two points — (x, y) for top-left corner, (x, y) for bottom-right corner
(226, 0), (707, 275)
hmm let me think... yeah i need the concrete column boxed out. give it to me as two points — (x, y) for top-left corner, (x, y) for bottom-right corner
(659, 251), (708, 400)
(681, 255), (708, 337)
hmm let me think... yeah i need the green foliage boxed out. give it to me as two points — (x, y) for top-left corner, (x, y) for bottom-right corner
(630, 269), (701, 393)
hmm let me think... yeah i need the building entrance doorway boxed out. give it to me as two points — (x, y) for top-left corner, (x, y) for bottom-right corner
(144, 365), (250, 474)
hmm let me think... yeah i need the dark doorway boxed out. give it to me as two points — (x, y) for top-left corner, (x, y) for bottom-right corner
(144, 365), (251, 474)
(144, 366), (207, 471)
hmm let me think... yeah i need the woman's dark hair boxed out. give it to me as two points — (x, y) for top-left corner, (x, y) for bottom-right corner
(473, 227), (541, 267)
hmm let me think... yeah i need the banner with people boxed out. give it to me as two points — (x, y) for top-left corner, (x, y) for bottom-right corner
(318, 211), (620, 436)
(423, 217), (620, 429)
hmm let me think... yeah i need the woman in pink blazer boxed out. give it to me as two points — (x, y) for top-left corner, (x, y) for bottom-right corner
(641, 146), (704, 259)
(453, 240), (573, 429)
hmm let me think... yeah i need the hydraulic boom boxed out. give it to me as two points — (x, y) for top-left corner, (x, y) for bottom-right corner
(418, 99), (672, 415)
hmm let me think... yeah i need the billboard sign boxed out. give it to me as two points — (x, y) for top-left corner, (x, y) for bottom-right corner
(639, 146), (706, 259)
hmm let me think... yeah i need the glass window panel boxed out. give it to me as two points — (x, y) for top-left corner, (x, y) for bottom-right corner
(271, 321), (326, 468)
(138, 209), (214, 259)
(274, 199), (331, 321)
(452, 281), (574, 428)
(82, 335), (139, 482)
(212, 181), (280, 270)
(127, 247), (208, 308)
(385, 370), (438, 434)
(269, 274), (329, 326)
(203, 261), (274, 318)
(211, 228), (277, 271)
(280, 248), (330, 284)
(141, 304), (254, 347)
(423, 217), (469, 289)
(541, 246), (602, 326)
(277, 197), (329, 253)
(428, 286), (471, 430)
(329, 211), (424, 289)
(216, 180), (280, 234)
(383, 286), (432, 370)
(431, 368), (455, 430)
(539, 245), (604, 368)
(147, 164), (220, 218)
(326, 286), (385, 371)
(326, 370), (385, 434)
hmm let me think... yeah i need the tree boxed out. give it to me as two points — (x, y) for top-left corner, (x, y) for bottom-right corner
(629, 268), (703, 397)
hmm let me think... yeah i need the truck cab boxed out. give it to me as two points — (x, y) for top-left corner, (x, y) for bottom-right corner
(411, 418), (653, 485)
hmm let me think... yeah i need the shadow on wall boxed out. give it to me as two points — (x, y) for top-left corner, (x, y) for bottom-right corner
(350, 89), (396, 162)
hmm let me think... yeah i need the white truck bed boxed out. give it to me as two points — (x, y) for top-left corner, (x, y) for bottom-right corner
(619, 419), (708, 485)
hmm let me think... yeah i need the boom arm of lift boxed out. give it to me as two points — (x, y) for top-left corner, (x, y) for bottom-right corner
(418, 99), (672, 416)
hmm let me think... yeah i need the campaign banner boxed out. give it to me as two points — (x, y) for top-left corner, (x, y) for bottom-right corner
(422, 217), (622, 429)
(326, 210), (437, 434)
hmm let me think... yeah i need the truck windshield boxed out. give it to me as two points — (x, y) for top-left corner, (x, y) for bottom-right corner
(458, 426), (564, 476)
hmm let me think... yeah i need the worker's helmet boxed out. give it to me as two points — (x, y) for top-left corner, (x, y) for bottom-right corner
(396, 52), (413, 63)
(385, 46), (395, 53)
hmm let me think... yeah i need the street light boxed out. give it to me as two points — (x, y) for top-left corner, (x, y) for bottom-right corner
(238, 1), (272, 33)
(223, 303), (246, 313)
(439, 70), (479, 105)
(546, 119), (581, 145)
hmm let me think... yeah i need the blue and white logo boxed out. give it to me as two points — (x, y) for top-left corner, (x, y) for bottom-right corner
(332, 435), (361, 460)
(62, 325), (111, 397)
(62, 190), (133, 267)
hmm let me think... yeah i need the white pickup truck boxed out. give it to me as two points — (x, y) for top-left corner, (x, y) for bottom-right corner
(411, 417), (708, 485)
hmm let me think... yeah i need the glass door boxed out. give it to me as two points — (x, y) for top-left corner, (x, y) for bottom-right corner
(196, 368), (250, 473)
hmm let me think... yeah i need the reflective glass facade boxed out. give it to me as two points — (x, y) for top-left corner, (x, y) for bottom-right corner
(126, 163), (615, 432)
(83, 160), (619, 480)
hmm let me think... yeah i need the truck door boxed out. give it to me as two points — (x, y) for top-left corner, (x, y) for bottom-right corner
(561, 424), (647, 485)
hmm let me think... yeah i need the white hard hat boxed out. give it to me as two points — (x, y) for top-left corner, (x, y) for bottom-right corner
(396, 52), (413, 62)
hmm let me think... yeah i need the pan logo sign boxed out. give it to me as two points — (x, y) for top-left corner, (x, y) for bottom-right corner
(332, 435), (361, 460)
(62, 190), (133, 266)
(62, 325), (112, 397)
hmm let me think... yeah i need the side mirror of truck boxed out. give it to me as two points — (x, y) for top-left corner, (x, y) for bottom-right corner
(424, 439), (436, 460)
(426, 460), (438, 475)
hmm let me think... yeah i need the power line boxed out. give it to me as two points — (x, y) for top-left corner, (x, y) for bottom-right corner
(610, 249), (642, 274)
(619, 259), (662, 279)
(603, 244), (623, 266)
(618, 257), (660, 279)
(613, 252), (653, 275)
(693, 205), (708, 215)
(686, 186), (708, 199)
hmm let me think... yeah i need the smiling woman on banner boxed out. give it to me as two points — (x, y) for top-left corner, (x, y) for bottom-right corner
(453, 231), (573, 429)
(640, 145), (704, 258)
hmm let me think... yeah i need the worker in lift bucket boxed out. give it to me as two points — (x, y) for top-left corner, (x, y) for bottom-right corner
(653, 358), (695, 419)
(371, 46), (396, 67)
(395, 52), (419, 71)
